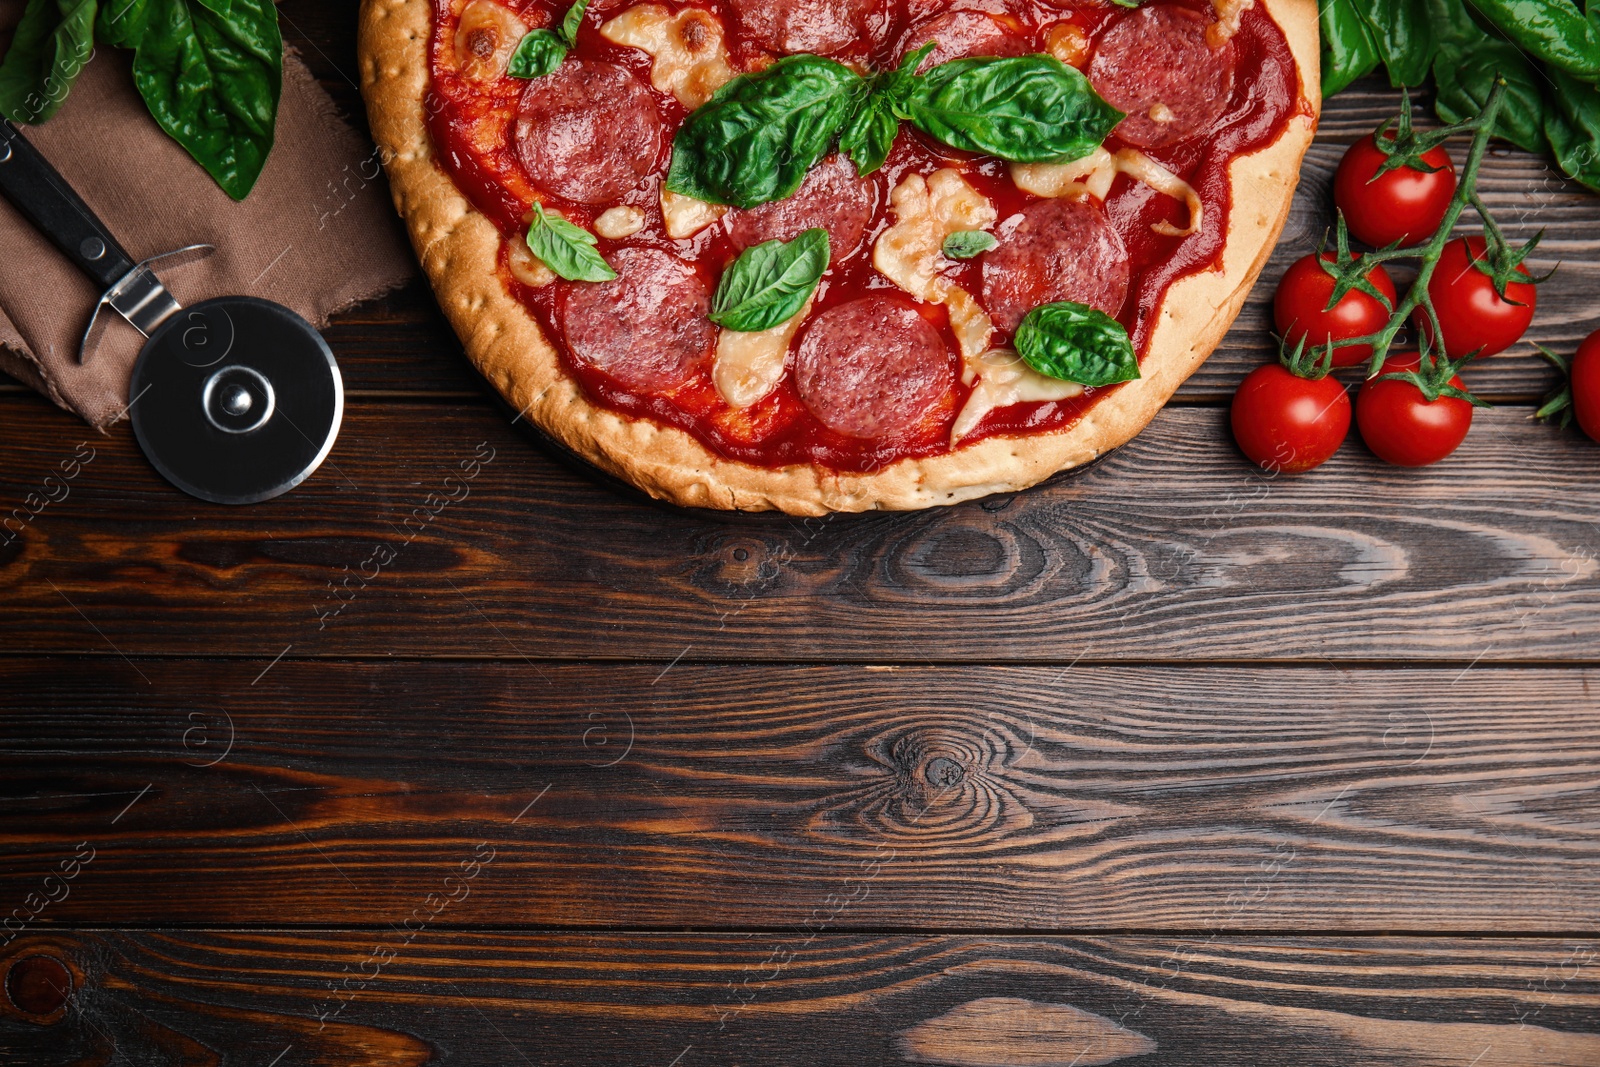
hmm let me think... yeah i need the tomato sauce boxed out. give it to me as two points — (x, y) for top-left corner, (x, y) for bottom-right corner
(427, 0), (1305, 472)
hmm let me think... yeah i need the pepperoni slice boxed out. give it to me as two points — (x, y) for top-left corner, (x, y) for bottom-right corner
(900, 10), (1029, 72)
(558, 247), (716, 392)
(981, 198), (1131, 335)
(795, 296), (954, 439)
(1087, 4), (1237, 149)
(515, 60), (664, 205)
(726, 0), (881, 55)
(724, 155), (876, 265)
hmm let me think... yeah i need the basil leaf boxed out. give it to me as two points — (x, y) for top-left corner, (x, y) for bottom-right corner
(899, 55), (1121, 164)
(1319, 0), (1380, 97)
(838, 94), (898, 176)
(0, 0), (98, 124)
(97, 0), (154, 46)
(526, 203), (617, 282)
(1432, 37), (1547, 153)
(942, 230), (997, 259)
(1359, 0), (1434, 87)
(559, 0), (591, 45)
(1545, 67), (1600, 193)
(126, 0), (281, 200)
(1015, 302), (1140, 387)
(507, 30), (568, 78)
(667, 55), (865, 208)
(710, 228), (829, 332)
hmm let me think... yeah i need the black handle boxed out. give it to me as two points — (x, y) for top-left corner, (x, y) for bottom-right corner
(0, 119), (138, 291)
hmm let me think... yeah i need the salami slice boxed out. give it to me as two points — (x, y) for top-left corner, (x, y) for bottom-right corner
(900, 10), (1029, 72)
(725, 0), (881, 55)
(981, 198), (1130, 335)
(1087, 4), (1237, 149)
(515, 60), (664, 205)
(725, 155), (876, 265)
(795, 296), (954, 439)
(558, 247), (716, 392)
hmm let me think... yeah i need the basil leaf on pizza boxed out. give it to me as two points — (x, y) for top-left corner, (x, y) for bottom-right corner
(840, 42), (932, 176)
(508, 0), (591, 79)
(525, 203), (616, 283)
(666, 55), (866, 208)
(711, 228), (830, 333)
(899, 55), (1124, 164)
(942, 231), (998, 259)
(1015, 302), (1141, 387)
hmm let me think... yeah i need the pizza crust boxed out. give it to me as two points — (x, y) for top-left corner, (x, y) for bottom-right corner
(358, 0), (1320, 515)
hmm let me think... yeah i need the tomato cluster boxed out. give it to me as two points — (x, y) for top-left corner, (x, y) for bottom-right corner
(1234, 122), (1591, 475)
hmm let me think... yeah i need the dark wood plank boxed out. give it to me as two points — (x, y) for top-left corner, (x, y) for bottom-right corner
(1, 395), (1595, 662)
(2, 659), (1597, 929)
(1, 932), (1596, 1065)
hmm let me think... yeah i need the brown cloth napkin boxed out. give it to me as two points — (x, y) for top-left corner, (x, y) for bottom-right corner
(0, 3), (413, 428)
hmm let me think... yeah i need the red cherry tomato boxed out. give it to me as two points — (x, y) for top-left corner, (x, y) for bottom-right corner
(1273, 252), (1398, 367)
(1418, 236), (1537, 359)
(1573, 330), (1600, 443)
(1231, 363), (1352, 473)
(1356, 353), (1475, 467)
(1334, 134), (1457, 248)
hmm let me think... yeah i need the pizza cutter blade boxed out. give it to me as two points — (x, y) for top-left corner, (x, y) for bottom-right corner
(0, 119), (342, 505)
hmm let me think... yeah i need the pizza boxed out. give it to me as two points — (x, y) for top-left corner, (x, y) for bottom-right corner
(358, 0), (1318, 514)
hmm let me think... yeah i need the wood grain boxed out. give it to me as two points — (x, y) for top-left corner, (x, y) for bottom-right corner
(1, 658), (1596, 929)
(0, 397), (1595, 662)
(1, 932), (1596, 1065)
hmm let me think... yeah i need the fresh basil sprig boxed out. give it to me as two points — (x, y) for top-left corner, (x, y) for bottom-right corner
(525, 202), (616, 283)
(1015, 301), (1141, 387)
(838, 43), (930, 176)
(508, 0), (590, 80)
(669, 50), (1122, 209)
(0, 0), (282, 200)
(942, 230), (997, 259)
(710, 228), (829, 332)
(0, 0), (97, 124)
(897, 55), (1124, 164)
(667, 55), (866, 209)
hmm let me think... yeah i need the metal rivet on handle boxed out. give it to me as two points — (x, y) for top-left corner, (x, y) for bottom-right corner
(0, 141), (12, 164)
(80, 237), (106, 261)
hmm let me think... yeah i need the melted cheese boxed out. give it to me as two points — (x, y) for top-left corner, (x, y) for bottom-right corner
(506, 237), (556, 288)
(952, 350), (1086, 444)
(1209, 0), (1256, 46)
(873, 170), (998, 368)
(453, 0), (527, 83)
(1011, 148), (1203, 237)
(600, 4), (736, 108)
(661, 189), (727, 239)
(713, 296), (814, 409)
(1044, 23), (1090, 68)
(594, 206), (647, 239)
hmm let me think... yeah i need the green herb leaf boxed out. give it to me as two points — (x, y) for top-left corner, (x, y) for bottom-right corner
(710, 228), (829, 332)
(1427, 0), (1546, 153)
(1318, 0), (1381, 97)
(667, 54), (865, 208)
(506, 0), (590, 79)
(125, 0), (281, 200)
(1544, 67), (1600, 194)
(1466, 0), (1600, 79)
(1358, 0), (1435, 87)
(526, 202), (617, 283)
(97, 0), (154, 46)
(898, 55), (1122, 164)
(941, 230), (997, 259)
(838, 94), (898, 176)
(507, 30), (569, 79)
(1014, 301), (1140, 387)
(0, 0), (98, 124)
(559, 0), (591, 45)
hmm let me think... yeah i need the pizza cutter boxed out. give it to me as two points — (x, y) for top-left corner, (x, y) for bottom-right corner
(0, 119), (343, 505)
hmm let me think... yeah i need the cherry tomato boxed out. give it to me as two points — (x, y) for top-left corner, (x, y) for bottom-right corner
(1356, 353), (1474, 467)
(1273, 252), (1398, 367)
(1572, 330), (1600, 443)
(1334, 135), (1457, 248)
(1418, 236), (1537, 359)
(1231, 363), (1352, 473)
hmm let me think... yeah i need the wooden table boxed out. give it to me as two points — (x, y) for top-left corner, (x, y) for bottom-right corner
(2, 6), (1598, 1064)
